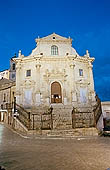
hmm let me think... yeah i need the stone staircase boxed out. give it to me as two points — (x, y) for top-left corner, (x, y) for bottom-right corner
(26, 105), (73, 130)
(14, 103), (100, 135)
(4, 95), (102, 137)
(51, 104), (73, 129)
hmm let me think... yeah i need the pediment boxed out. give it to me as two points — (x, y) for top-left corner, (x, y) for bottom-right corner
(35, 33), (72, 42)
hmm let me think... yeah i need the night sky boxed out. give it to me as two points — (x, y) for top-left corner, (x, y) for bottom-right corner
(0, 0), (110, 101)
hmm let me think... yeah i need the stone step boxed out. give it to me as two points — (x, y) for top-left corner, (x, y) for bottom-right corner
(46, 128), (98, 137)
(27, 128), (98, 137)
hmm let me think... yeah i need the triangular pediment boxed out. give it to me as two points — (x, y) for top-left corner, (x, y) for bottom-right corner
(35, 33), (72, 42)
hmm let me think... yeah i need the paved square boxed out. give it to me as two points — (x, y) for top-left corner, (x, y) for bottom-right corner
(0, 124), (110, 170)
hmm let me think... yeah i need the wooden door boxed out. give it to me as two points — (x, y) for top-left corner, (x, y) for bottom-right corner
(51, 82), (62, 103)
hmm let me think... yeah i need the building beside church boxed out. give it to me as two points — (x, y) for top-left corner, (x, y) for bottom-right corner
(0, 69), (9, 80)
(0, 78), (16, 122)
(97, 102), (110, 131)
(13, 33), (97, 130)
(9, 57), (16, 81)
(0, 56), (16, 81)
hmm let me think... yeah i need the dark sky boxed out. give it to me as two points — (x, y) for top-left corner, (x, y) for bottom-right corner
(0, 0), (110, 101)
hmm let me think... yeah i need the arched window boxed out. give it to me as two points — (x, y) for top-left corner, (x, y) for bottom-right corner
(51, 45), (58, 55)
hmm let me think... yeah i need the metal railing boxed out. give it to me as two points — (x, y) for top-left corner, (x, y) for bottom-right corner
(15, 103), (31, 130)
(93, 95), (102, 126)
(72, 95), (102, 128)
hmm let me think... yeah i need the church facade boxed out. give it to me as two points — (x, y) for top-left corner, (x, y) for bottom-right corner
(15, 33), (95, 107)
(14, 33), (96, 129)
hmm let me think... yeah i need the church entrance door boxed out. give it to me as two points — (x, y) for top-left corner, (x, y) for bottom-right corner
(51, 82), (62, 103)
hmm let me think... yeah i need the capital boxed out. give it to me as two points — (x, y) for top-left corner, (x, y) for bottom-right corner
(36, 64), (41, 69)
(70, 64), (75, 69)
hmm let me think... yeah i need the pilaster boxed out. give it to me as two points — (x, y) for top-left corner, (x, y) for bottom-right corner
(16, 62), (22, 104)
(35, 63), (41, 105)
(70, 62), (77, 104)
(88, 62), (96, 102)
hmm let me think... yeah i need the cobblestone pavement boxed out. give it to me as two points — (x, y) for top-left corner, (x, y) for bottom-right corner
(0, 124), (110, 170)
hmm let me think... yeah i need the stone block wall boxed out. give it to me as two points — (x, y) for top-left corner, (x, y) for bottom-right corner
(72, 111), (95, 128)
(29, 105), (95, 130)
(52, 105), (73, 129)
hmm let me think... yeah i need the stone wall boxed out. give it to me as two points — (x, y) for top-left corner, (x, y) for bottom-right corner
(72, 111), (95, 128)
(52, 105), (73, 129)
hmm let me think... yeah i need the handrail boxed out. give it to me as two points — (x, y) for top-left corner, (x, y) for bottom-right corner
(93, 95), (102, 125)
(15, 103), (31, 130)
(72, 96), (102, 129)
(16, 103), (29, 114)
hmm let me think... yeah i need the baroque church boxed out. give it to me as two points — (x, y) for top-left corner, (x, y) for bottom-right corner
(12, 33), (98, 130)
(15, 33), (95, 106)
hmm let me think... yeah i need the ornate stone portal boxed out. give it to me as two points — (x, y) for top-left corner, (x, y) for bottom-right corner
(14, 33), (96, 129)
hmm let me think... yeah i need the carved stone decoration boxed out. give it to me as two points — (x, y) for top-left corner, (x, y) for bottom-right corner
(16, 90), (22, 96)
(21, 80), (35, 87)
(43, 69), (67, 81)
(36, 64), (41, 69)
(70, 63), (75, 69)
